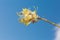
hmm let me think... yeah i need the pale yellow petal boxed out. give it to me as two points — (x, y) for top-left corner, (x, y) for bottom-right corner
(24, 21), (31, 26)
(19, 19), (24, 23)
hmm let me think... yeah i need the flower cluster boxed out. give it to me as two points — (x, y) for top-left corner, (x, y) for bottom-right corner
(17, 8), (40, 26)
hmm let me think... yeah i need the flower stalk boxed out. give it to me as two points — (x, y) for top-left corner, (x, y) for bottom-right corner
(38, 17), (60, 28)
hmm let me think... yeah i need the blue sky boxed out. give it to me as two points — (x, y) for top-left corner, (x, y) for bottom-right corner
(0, 0), (60, 40)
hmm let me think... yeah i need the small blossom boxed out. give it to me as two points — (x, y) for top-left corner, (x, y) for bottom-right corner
(17, 8), (40, 26)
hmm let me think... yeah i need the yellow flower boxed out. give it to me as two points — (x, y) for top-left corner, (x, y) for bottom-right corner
(17, 8), (39, 26)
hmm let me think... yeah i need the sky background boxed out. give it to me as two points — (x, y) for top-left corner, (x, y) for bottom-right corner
(0, 0), (60, 40)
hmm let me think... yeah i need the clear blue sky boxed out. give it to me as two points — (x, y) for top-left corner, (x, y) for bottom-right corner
(0, 0), (60, 40)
